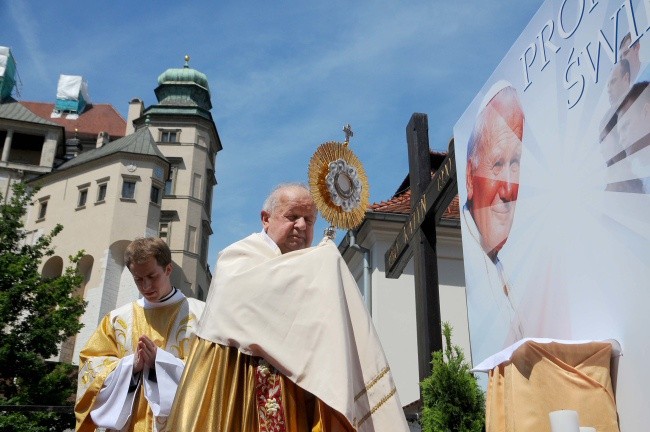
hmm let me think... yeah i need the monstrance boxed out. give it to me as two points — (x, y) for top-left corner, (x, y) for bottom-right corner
(308, 124), (370, 238)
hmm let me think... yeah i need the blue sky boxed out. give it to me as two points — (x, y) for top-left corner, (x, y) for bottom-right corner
(2, 1), (541, 266)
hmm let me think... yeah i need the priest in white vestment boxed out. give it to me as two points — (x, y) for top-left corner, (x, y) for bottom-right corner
(75, 237), (204, 432)
(168, 183), (409, 432)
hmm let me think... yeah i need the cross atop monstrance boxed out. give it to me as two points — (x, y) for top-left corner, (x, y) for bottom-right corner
(343, 123), (353, 145)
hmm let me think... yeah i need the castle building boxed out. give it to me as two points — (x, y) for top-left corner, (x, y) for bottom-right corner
(1, 47), (221, 363)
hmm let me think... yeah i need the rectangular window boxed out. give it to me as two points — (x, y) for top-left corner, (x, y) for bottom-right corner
(159, 222), (170, 242)
(122, 181), (136, 199)
(78, 189), (88, 207)
(198, 135), (208, 148)
(200, 234), (209, 265)
(97, 183), (107, 202)
(165, 166), (176, 196)
(186, 226), (197, 253)
(150, 185), (161, 204)
(161, 130), (179, 143)
(192, 173), (202, 199)
(38, 201), (48, 219)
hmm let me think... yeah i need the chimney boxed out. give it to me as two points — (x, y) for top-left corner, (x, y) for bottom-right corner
(126, 98), (144, 135)
(65, 138), (82, 160)
(65, 128), (82, 160)
(96, 131), (110, 148)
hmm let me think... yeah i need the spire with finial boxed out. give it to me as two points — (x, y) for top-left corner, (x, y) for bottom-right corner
(343, 123), (353, 146)
(184, 55), (190, 68)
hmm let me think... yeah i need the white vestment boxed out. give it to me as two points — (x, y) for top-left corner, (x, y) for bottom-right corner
(75, 290), (204, 432)
(461, 205), (523, 367)
(196, 233), (409, 432)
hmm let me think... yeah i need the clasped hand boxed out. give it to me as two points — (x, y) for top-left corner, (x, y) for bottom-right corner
(133, 335), (157, 374)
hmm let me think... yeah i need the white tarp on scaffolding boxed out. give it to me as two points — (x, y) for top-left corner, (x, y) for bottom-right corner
(0, 46), (10, 77)
(56, 74), (91, 103)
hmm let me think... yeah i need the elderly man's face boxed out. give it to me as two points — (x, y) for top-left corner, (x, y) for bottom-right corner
(617, 92), (650, 150)
(467, 105), (523, 259)
(620, 38), (640, 66)
(608, 65), (629, 105)
(262, 187), (317, 254)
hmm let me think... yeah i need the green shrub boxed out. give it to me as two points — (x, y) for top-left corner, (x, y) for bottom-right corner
(420, 322), (485, 432)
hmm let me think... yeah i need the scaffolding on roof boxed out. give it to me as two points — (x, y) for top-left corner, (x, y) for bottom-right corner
(54, 74), (91, 114)
(0, 46), (17, 102)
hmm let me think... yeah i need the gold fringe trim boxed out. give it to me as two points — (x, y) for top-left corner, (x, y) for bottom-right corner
(354, 366), (390, 401)
(357, 387), (397, 427)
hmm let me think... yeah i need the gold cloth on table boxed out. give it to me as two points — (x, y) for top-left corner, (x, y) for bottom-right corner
(486, 341), (619, 432)
(167, 337), (353, 431)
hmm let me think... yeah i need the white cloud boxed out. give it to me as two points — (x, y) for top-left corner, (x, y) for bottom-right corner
(6, 2), (54, 93)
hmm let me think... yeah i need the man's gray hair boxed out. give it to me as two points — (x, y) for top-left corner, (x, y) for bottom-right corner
(467, 85), (522, 169)
(262, 182), (311, 213)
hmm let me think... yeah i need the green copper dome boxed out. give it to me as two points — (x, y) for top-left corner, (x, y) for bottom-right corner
(154, 55), (212, 110)
(157, 58), (210, 92)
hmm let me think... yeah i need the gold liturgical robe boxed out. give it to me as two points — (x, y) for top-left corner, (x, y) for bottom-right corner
(168, 233), (409, 432)
(75, 291), (204, 432)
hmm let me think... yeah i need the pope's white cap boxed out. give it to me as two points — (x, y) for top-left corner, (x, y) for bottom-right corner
(478, 79), (513, 115)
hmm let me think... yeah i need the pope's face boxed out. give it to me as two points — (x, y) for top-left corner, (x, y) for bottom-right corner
(262, 187), (317, 254)
(467, 105), (523, 259)
(129, 257), (173, 302)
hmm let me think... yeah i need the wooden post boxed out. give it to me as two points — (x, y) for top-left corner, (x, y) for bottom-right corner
(406, 113), (443, 382)
(384, 113), (458, 385)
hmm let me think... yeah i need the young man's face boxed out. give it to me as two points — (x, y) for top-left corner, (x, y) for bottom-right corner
(129, 257), (173, 302)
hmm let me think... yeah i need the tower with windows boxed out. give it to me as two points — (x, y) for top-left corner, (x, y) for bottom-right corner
(127, 56), (222, 300)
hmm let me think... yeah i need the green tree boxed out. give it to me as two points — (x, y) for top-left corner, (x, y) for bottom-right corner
(0, 183), (86, 431)
(420, 322), (485, 432)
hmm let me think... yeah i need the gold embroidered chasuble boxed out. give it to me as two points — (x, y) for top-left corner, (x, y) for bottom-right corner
(75, 292), (203, 432)
(168, 233), (409, 432)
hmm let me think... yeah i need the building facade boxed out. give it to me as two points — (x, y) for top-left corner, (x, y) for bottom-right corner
(1, 47), (221, 364)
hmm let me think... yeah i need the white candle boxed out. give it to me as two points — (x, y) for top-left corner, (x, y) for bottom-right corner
(549, 410), (580, 432)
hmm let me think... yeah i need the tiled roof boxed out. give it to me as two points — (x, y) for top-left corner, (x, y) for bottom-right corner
(0, 99), (62, 126)
(20, 101), (126, 139)
(370, 190), (411, 213)
(370, 189), (459, 220)
(56, 126), (166, 171)
(368, 150), (460, 220)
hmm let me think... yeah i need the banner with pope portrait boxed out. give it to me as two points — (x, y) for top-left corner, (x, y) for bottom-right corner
(453, 0), (650, 427)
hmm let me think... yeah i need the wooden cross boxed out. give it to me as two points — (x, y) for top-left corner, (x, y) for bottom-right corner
(384, 113), (458, 382)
